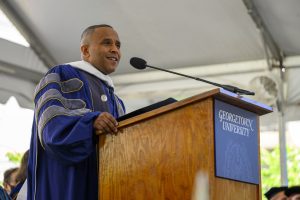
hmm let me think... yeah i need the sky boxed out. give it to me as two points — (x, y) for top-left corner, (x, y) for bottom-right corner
(0, 97), (33, 182)
(0, 9), (29, 47)
(0, 9), (31, 181)
(0, 97), (32, 152)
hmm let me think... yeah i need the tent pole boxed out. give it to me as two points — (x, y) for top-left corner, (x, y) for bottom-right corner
(278, 108), (288, 186)
(278, 70), (288, 185)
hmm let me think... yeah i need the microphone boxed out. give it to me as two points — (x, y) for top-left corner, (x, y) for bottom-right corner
(130, 57), (255, 95)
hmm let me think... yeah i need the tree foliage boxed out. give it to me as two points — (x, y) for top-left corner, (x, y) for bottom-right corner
(5, 152), (23, 164)
(3, 148), (300, 198)
(261, 146), (300, 199)
(0, 152), (22, 186)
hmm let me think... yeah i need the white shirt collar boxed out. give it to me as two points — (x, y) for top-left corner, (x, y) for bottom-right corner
(67, 60), (114, 88)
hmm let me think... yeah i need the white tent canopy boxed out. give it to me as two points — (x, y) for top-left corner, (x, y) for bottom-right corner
(0, 0), (299, 120)
(0, 0), (300, 184)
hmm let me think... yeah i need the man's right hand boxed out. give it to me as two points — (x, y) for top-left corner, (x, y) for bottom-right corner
(93, 112), (118, 135)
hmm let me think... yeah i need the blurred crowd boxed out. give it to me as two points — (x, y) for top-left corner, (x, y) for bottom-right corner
(0, 150), (28, 200)
(0, 149), (299, 199)
(265, 186), (300, 200)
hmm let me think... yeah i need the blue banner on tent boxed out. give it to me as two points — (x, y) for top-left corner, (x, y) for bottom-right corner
(214, 99), (259, 184)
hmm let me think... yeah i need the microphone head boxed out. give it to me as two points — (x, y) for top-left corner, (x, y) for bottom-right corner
(130, 57), (147, 70)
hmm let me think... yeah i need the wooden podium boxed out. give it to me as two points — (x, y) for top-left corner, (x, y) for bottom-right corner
(98, 88), (272, 200)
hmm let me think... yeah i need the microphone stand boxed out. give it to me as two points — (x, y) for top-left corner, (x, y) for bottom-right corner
(146, 65), (255, 96)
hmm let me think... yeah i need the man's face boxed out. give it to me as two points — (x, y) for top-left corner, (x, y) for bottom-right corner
(3, 170), (18, 194)
(289, 194), (300, 200)
(83, 27), (121, 75)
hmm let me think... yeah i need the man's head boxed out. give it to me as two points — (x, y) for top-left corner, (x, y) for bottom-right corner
(265, 186), (288, 200)
(285, 186), (300, 200)
(3, 167), (18, 194)
(80, 24), (121, 75)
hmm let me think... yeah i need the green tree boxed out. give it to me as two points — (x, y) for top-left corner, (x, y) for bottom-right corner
(261, 146), (300, 199)
(5, 152), (23, 164)
(0, 152), (22, 186)
(287, 147), (300, 186)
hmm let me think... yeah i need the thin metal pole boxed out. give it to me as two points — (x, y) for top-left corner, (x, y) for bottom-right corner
(278, 69), (288, 185)
(278, 108), (288, 185)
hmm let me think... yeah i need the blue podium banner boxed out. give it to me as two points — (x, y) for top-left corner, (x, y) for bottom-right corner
(214, 99), (259, 184)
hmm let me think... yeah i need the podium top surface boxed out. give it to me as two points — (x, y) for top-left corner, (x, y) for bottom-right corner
(215, 88), (273, 114)
(118, 88), (273, 128)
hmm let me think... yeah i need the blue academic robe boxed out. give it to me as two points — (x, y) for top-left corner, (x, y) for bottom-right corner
(27, 64), (125, 200)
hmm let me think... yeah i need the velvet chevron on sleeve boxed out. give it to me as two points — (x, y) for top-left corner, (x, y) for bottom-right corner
(27, 64), (125, 200)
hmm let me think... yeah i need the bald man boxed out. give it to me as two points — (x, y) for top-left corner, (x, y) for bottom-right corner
(286, 186), (300, 200)
(27, 24), (125, 200)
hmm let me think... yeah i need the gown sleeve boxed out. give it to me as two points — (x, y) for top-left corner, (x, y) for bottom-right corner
(34, 65), (99, 164)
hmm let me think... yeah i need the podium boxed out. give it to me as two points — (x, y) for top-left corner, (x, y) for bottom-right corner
(98, 88), (272, 200)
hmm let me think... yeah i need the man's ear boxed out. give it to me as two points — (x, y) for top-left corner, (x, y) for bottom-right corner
(80, 45), (90, 59)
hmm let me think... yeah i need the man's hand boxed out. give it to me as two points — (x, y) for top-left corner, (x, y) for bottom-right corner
(93, 112), (118, 135)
